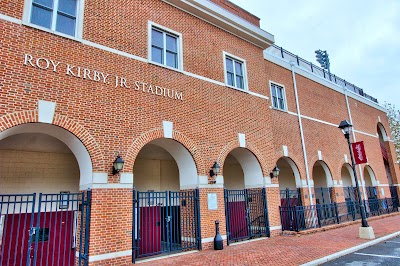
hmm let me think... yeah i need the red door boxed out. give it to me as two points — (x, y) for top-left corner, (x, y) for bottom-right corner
(139, 206), (162, 256)
(228, 201), (248, 239)
(1, 213), (32, 266)
(1, 211), (76, 266)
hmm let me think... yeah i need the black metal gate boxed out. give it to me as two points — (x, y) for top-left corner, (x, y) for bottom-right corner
(314, 187), (333, 204)
(224, 188), (269, 245)
(132, 189), (201, 263)
(0, 191), (91, 266)
(279, 188), (302, 231)
(389, 185), (399, 209)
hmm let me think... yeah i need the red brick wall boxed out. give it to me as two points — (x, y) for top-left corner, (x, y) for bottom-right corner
(0, 0), (397, 264)
(209, 0), (261, 26)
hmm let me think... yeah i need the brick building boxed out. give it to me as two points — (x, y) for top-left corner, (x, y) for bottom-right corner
(0, 0), (398, 265)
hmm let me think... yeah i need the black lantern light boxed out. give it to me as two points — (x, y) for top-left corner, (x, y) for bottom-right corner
(210, 161), (220, 177)
(112, 154), (125, 175)
(270, 166), (280, 179)
(338, 119), (352, 137)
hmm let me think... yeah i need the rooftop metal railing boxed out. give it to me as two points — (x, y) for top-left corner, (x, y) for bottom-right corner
(266, 44), (378, 104)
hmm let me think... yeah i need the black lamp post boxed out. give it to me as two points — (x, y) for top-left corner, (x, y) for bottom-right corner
(338, 120), (369, 227)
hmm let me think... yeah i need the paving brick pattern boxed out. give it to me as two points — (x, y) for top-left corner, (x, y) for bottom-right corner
(140, 214), (400, 266)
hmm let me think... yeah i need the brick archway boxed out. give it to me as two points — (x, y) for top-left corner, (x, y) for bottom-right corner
(0, 110), (105, 173)
(124, 128), (205, 175)
(218, 139), (268, 176)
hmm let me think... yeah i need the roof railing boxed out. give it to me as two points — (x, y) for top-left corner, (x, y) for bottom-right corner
(266, 44), (378, 104)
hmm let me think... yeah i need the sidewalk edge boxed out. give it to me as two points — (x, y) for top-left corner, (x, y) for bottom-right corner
(301, 230), (400, 266)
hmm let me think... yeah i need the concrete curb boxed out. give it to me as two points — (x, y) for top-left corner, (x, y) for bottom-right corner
(301, 230), (400, 266)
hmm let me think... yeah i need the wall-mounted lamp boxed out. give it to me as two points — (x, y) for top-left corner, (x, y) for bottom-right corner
(112, 154), (125, 175)
(210, 161), (221, 177)
(270, 166), (280, 179)
(209, 162), (220, 184)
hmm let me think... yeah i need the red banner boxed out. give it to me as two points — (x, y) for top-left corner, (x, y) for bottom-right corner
(352, 141), (368, 165)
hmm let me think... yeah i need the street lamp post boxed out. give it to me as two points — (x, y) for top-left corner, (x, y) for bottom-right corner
(338, 120), (369, 227)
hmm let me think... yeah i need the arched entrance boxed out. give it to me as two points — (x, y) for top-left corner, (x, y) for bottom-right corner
(312, 161), (333, 204)
(341, 163), (356, 201)
(364, 166), (377, 200)
(223, 148), (269, 244)
(132, 138), (200, 261)
(276, 157), (302, 231)
(0, 123), (91, 266)
(377, 123), (398, 203)
(277, 157), (302, 207)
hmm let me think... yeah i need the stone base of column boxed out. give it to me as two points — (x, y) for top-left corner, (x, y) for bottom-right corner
(359, 226), (375, 239)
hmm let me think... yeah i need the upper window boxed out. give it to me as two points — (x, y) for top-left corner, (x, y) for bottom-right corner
(224, 53), (247, 90)
(29, 0), (79, 37)
(149, 24), (182, 70)
(270, 82), (286, 110)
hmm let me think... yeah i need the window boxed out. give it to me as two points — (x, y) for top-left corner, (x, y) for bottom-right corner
(270, 83), (286, 110)
(150, 26), (180, 69)
(224, 53), (247, 90)
(29, 0), (79, 37)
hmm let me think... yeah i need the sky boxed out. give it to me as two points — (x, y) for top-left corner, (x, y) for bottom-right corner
(230, 0), (400, 109)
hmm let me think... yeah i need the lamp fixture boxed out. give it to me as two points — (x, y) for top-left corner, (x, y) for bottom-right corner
(270, 166), (280, 179)
(209, 161), (220, 184)
(338, 120), (352, 137)
(210, 161), (221, 177)
(112, 154), (125, 175)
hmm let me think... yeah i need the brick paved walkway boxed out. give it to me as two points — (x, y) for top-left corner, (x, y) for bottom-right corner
(139, 214), (400, 265)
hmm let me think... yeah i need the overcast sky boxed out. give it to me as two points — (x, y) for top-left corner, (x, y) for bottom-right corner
(230, 0), (400, 109)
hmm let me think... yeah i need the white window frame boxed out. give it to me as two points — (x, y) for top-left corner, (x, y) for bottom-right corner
(22, 0), (85, 40)
(223, 51), (248, 91)
(269, 81), (287, 111)
(148, 21), (183, 71)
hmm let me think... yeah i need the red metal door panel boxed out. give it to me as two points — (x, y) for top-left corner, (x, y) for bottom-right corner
(35, 210), (75, 266)
(139, 206), (161, 256)
(228, 201), (248, 239)
(1, 213), (31, 266)
(1, 211), (75, 266)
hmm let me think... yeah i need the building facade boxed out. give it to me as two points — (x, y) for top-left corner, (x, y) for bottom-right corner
(0, 0), (399, 265)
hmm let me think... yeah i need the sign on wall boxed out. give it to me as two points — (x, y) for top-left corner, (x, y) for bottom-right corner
(23, 54), (183, 101)
(352, 141), (368, 165)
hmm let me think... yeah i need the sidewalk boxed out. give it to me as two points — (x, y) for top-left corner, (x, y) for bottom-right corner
(138, 213), (400, 265)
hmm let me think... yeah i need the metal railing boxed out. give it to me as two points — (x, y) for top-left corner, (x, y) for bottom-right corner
(265, 44), (378, 104)
(224, 188), (270, 244)
(0, 191), (91, 266)
(280, 197), (398, 232)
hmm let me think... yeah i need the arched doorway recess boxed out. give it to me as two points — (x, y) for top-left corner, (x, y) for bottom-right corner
(132, 138), (200, 260)
(223, 148), (269, 244)
(0, 123), (91, 265)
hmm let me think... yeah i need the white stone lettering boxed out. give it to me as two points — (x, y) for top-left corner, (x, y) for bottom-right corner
(134, 81), (141, 90)
(36, 58), (50, 70)
(23, 54), (183, 100)
(100, 73), (109, 84)
(24, 54), (35, 67)
(66, 64), (77, 77)
(155, 86), (163, 96)
(83, 68), (92, 80)
(50, 60), (60, 72)
(93, 71), (101, 82)
(175, 91), (183, 101)
(147, 84), (154, 94)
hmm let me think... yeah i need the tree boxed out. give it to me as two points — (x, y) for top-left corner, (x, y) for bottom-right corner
(384, 102), (400, 162)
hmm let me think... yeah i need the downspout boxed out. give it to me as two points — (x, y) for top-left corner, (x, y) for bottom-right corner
(343, 87), (368, 200)
(290, 61), (314, 205)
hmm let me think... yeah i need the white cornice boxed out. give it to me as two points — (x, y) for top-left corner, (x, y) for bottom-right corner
(162, 0), (274, 49)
